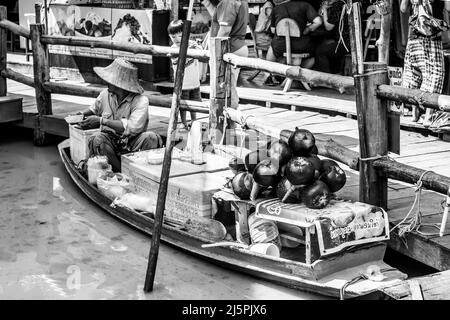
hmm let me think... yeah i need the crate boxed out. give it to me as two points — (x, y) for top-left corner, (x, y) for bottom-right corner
(129, 167), (233, 220)
(69, 125), (100, 165)
(211, 191), (390, 265)
(121, 148), (231, 178)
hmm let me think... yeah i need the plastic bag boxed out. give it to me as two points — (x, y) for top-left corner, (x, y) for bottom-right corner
(97, 172), (133, 200)
(87, 155), (111, 186)
(112, 193), (156, 212)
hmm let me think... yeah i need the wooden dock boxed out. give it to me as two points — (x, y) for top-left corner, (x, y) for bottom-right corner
(5, 78), (450, 273)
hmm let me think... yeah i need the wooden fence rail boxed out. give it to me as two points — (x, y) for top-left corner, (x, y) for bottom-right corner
(0, 19), (30, 39)
(377, 84), (450, 112)
(40, 35), (210, 62)
(223, 53), (354, 94)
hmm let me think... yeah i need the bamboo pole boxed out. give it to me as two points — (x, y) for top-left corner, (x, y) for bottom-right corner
(0, 19), (31, 39)
(377, 0), (392, 64)
(209, 37), (230, 145)
(40, 35), (210, 62)
(223, 54), (354, 94)
(144, 0), (195, 293)
(0, 6), (6, 96)
(377, 84), (450, 112)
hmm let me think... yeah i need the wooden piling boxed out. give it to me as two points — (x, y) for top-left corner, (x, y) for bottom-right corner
(0, 6), (7, 96)
(30, 23), (52, 145)
(208, 37), (230, 145)
(354, 62), (389, 209)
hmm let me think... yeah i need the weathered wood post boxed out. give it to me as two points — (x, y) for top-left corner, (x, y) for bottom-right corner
(354, 62), (389, 209)
(0, 6), (7, 96)
(208, 37), (230, 145)
(30, 21), (52, 145)
(35, 3), (42, 24)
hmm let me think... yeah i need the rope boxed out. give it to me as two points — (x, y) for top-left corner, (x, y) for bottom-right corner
(359, 154), (385, 162)
(389, 170), (435, 238)
(336, 0), (350, 54)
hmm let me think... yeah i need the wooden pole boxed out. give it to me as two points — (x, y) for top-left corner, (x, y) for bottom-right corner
(209, 37), (230, 145)
(35, 3), (42, 24)
(0, 6), (7, 96)
(348, 1), (364, 75)
(0, 20), (31, 39)
(40, 35), (210, 62)
(30, 23), (52, 146)
(354, 62), (389, 209)
(223, 53), (354, 94)
(144, 0), (195, 293)
(377, 0), (392, 64)
(377, 84), (450, 112)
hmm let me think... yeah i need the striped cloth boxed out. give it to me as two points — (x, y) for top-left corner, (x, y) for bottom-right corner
(402, 36), (445, 94)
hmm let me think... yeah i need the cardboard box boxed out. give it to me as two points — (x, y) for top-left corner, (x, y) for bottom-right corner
(121, 148), (234, 220)
(129, 168), (233, 220)
(69, 125), (99, 165)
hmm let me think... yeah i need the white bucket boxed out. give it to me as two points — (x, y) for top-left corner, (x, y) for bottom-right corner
(249, 243), (280, 258)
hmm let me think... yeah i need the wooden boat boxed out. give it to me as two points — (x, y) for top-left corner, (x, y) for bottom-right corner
(58, 139), (407, 299)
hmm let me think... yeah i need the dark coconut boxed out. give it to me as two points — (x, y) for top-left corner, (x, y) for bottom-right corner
(276, 177), (301, 203)
(229, 157), (246, 175)
(231, 172), (254, 200)
(320, 164), (347, 193)
(288, 128), (316, 156)
(253, 159), (280, 187)
(268, 140), (292, 169)
(244, 149), (268, 174)
(301, 180), (331, 209)
(305, 154), (321, 179)
(285, 156), (315, 186)
(319, 159), (339, 173)
(310, 145), (318, 155)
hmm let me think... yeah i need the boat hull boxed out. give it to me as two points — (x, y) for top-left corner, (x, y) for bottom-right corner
(58, 140), (406, 298)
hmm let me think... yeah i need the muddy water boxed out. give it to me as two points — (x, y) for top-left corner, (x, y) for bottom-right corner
(0, 126), (326, 300)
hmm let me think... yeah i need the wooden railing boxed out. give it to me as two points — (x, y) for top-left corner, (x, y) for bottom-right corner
(1, 5), (450, 208)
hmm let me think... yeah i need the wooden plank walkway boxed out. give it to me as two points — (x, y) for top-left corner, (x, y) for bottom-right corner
(5, 79), (450, 272)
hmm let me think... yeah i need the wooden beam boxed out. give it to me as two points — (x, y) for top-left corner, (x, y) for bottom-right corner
(377, 84), (450, 112)
(223, 53), (354, 94)
(30, 24), (52, 116)
(354, 62), (389, 209)
(373, 158), (450, 196)
(40, 35), (210, 62)
(2, 68), (36, 88)
(0, 6), (6, 96)
(225, 108), (360, 170)
(0, 19), (31, 39)
(209, 37), (230, 145)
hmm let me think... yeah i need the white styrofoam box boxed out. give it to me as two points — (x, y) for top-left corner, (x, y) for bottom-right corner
(69, 125), (100, 165)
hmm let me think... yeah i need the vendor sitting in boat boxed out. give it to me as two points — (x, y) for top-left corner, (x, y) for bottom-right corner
(79, 57), (163, 172)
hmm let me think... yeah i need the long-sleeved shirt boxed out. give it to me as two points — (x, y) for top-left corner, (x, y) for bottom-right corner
(89, 88), (149, 137)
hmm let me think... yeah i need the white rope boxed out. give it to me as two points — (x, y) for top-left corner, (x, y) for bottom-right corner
(389, 170), (433, 237)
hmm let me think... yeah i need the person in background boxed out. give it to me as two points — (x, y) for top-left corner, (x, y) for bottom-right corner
(201, 0), (249, 110)
(79, 58), (162, 172)
(168, 19), (201, 130)
(253, 0), (274, 54)
(311, 0), (350, 74)
(263, 0), (322, 86)
(401, 0), (449, 126)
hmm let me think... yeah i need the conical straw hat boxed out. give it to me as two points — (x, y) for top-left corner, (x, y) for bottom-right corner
(94, 58), (144, 94)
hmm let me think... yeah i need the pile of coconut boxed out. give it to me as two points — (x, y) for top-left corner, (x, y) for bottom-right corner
(228, 128), (347, 209)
